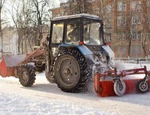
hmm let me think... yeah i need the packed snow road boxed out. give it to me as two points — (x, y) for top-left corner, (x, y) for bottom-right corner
(0, 63), (150, 115)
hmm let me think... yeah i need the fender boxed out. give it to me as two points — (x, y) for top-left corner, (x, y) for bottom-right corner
(59, 44), (94, 64)
(59, 44), (92, 55)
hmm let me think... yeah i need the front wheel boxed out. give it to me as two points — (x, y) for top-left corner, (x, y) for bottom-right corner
(136, 79), (149, 93)
(18, 64), (36, 87)
(114, 79), (126, 96)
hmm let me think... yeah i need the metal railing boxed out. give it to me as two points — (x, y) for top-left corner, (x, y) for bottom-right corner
(115, 58), (150, 64)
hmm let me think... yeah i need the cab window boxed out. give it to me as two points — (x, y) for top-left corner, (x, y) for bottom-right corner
(66, 20), (80, 44)
(51, 23), (64, 43)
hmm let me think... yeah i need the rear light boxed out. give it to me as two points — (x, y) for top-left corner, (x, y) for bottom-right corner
(105, 42), (110, 46)
(79, 41), (84, 45)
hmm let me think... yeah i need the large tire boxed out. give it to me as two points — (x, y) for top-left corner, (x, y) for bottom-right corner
(45, 57), (55, 83)
(114, 79), (126, 96)
(18, 64), (36, 87)
(136, 79), (149, 93)
(46, 71), (55, 83)
(54, 49), (89, 92)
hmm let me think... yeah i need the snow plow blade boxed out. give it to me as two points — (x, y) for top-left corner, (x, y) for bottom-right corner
(94, 66), (150, 97)
(0, 55), (25, 77)
(0, 47), (45, 78)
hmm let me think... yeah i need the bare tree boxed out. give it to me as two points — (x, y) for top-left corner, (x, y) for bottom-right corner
(31, 0), (49, 46)
(140, 0), (150, 57)
(7, 0), (51, 54)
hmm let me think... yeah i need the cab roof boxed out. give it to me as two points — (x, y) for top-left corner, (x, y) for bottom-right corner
(52, 13), (102, 22)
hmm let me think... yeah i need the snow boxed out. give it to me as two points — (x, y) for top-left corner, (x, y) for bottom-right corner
(0, 63), (150, 115)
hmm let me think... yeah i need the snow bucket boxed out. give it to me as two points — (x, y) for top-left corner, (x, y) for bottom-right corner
(0, 55), (25, 77)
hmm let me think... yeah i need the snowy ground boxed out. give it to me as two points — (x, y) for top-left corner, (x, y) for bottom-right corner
(0, 62), (150, 115)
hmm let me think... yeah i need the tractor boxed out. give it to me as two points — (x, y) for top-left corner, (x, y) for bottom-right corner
(44, 14), (115, 92)
(0, 14), (116, 93)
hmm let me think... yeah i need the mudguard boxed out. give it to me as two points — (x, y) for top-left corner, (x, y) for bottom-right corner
(59, 44), (92, 55)
(59, 44), (115, 65)
(59, 44), (94, 64)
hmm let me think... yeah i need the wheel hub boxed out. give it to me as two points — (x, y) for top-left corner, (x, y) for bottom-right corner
(141, 83), (147, 90)
(59, 58), (79, 84)
(64, 67), (72, 76)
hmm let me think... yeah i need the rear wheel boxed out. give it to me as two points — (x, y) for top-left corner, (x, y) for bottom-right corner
(136, 79), (149, 93)
(54, 49), (89, 92)
(18, 64), (36, 87)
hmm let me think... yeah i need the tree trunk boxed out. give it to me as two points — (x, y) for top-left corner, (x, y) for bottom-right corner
(128, 36), (132, 57)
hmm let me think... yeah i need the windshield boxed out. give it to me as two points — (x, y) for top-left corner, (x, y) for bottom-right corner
(83, 20), (101, 45)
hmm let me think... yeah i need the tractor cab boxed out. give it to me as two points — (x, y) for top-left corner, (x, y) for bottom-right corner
(49, 13), (103, 48)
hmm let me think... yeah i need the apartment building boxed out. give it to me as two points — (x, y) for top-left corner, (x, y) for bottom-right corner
(50, 0), (150, 58)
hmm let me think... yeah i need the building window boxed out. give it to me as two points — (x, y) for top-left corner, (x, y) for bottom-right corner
(130, 1), (142, 12)
(131, 32), (136, 40)
(137, 31), (142, 40)
(117, 2), (126, 11)
(137, 17), (141, 24)
(131, 32), (142, 40)
(117, 16), (126, 26)
(131, 16), (136, 25)
(131, 16), (141, 25)
(136, 4), (142, 12)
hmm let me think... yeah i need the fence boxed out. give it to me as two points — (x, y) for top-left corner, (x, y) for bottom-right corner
(115, 58), (150, 64)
